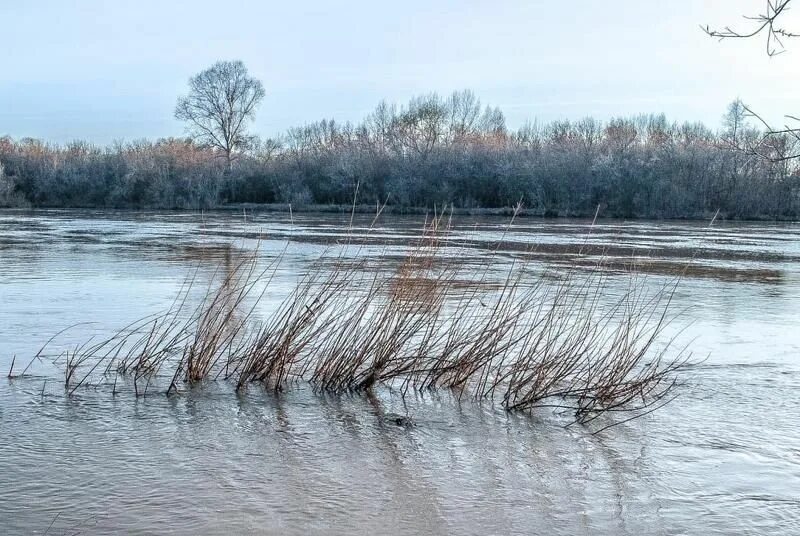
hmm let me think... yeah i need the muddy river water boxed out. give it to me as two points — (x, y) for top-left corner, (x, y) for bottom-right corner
(1, 210), (798, 535)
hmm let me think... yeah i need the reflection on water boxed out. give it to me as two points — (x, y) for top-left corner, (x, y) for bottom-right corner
(1, 209), (799, 535)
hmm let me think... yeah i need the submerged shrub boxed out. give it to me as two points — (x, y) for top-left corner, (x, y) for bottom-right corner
(38, 215), (693, 429)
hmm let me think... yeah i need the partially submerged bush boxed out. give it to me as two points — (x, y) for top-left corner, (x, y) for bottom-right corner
(35, 215), (693, 428)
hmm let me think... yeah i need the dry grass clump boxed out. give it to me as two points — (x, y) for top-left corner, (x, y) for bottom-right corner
(234, 261), (351, 389)
(496, 271), (688, 425)
(37, 214), (693, 427)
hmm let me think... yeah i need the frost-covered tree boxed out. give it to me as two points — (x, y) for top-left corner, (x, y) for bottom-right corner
(175, 61), (265, 169)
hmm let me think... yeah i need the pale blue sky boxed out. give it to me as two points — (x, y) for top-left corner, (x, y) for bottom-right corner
(1, 0), (798, 143)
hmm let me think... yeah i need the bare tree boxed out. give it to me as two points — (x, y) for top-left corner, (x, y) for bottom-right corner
(704, 1), (800, 160)
(175, 60), (265, 169)
(393, 94), (449, 160)
(447, 89), (482, 143)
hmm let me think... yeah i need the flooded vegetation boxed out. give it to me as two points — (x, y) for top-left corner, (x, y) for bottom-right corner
(31, 214), (688, 424)
(2, 210), (800, 534)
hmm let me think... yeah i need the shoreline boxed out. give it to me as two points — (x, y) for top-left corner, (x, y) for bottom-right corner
(2, 203), (798, 223)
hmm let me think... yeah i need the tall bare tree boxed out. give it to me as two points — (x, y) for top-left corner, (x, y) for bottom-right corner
(175, 60), (265, 169)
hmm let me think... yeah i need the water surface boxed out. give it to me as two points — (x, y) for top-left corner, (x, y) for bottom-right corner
(1, 210), (799, 535)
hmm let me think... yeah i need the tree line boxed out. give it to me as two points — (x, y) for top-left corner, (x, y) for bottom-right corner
(1, 91), (799, 219)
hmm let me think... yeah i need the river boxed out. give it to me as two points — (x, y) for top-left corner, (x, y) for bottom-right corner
(1, 209), (798, 535)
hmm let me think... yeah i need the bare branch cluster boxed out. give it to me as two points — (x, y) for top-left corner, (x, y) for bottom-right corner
(704, 2), (800, 161)
(703, 0), (798, 56)
(730, 103), (800, 162)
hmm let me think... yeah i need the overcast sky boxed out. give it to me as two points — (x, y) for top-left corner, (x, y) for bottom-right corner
(1, 0), (798, 143)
